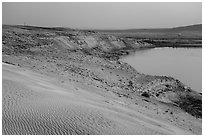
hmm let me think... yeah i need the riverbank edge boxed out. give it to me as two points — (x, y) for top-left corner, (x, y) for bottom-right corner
(109, 44), (202, 118)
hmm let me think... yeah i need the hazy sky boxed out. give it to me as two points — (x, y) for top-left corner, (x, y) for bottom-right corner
(2, 2), (202, 29)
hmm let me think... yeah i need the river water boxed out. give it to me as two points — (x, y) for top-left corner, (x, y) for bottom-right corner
(121, 47), (202, 92)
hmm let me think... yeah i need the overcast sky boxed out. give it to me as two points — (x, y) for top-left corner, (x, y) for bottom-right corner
(2, 2), (202, 29)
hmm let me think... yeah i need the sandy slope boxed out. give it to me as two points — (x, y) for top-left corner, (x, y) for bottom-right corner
(2, 63), (198, 135)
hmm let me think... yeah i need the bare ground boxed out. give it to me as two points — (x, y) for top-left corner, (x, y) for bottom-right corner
(2, 63), (201, 135)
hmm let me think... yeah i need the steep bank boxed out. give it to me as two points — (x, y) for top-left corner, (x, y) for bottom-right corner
(97, 24), (202, 48)
(2, 25), (155, 60)
(2, 25), (202, 134)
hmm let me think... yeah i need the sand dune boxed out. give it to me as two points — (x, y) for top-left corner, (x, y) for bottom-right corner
(2, 63), (198, 135)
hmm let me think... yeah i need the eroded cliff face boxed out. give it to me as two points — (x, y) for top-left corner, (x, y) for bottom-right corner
(2, 25), (202, 118)
(2, 25), (155, 59)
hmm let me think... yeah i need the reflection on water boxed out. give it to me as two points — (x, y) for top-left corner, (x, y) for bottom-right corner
(122, 48), (202, 92)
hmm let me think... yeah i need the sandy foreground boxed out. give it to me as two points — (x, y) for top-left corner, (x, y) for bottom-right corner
(2, 62), (201, 135)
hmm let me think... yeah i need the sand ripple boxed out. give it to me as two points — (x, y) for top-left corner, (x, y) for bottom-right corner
(2, 64), (197, 135)
(2, 79), (147, 135)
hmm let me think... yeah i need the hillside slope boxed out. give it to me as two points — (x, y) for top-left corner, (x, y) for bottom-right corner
(95, 24), (202, 33)
(95, 24), (202, 41)
(2, 25), (202, 135)
(2, 25), (154, 60)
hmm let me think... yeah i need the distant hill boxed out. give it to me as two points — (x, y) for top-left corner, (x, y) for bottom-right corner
(94, 24), (202, 33)
(3, 24), (74, 32)
(171, 24), (202, 32)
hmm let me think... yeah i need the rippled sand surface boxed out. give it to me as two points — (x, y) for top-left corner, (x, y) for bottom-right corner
(2, 63), (195, 135)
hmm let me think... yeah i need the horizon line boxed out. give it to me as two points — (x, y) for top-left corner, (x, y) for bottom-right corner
(2, 23), (202, 30)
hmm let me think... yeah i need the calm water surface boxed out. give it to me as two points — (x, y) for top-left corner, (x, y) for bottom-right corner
(122, 48), (202, 92)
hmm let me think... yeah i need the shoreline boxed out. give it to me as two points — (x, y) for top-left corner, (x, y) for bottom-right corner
(114, 46), (202, 61)
(120, 47), (202, 93)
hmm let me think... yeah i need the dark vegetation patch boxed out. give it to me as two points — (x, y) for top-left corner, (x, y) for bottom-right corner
(177, 96), (202, 118)
(141, 92), (150, 98)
